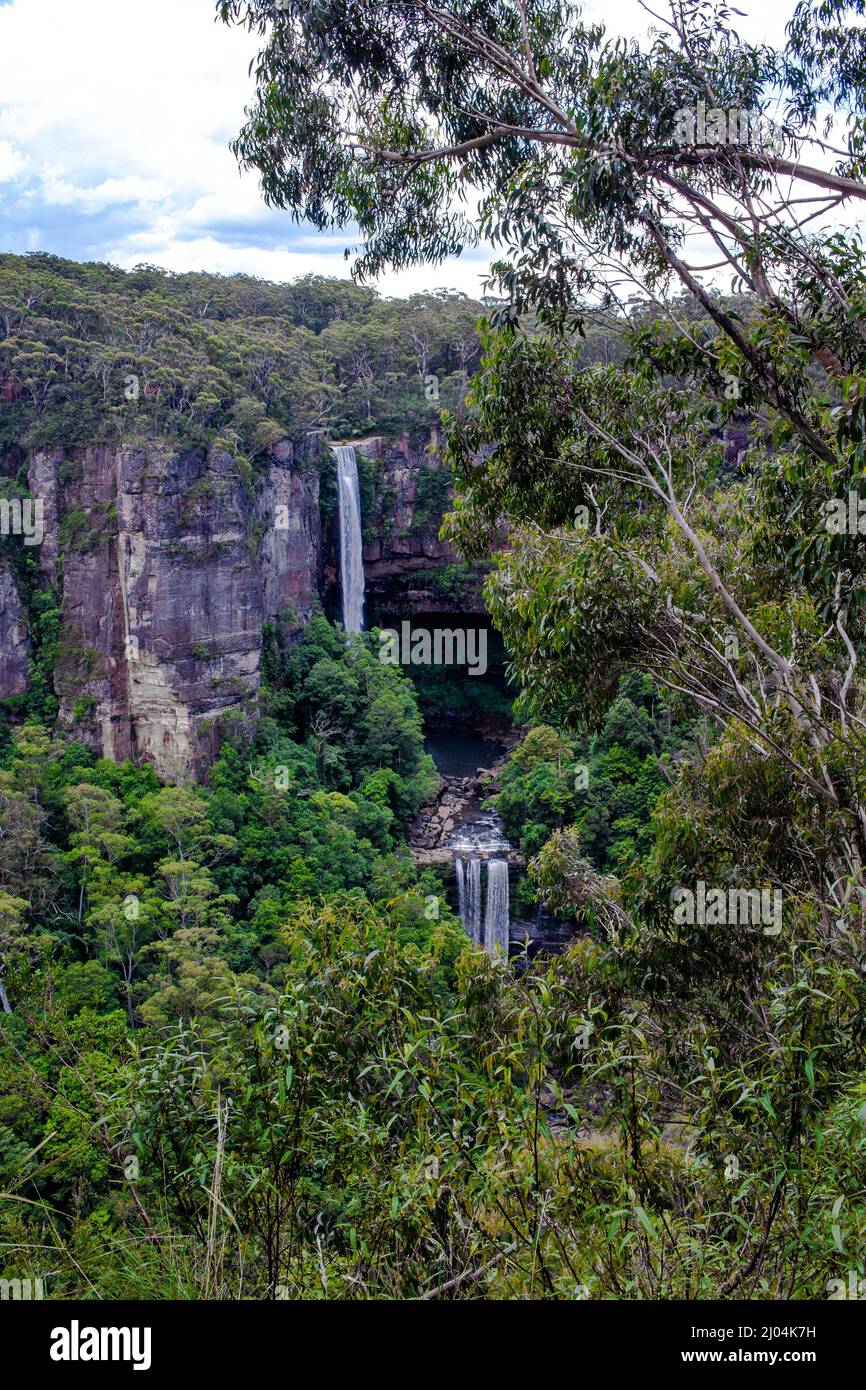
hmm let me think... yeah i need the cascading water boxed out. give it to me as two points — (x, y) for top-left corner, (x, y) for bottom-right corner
(484, 859), (510, 957)
(448, 812), (510, 858)
(449, 814), (510, 958)
(455, 856), (483, 943)
(469, 857), (482, 943)
(335, 443), (364, 633)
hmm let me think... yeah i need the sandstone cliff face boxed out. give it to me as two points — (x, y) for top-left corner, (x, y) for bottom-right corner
(0, 431), (472, 776)
(347, 432), (484, 616)
(0, 560), (29, 698)
(357, 433), (453, 571)
(17, 437), (321, 778)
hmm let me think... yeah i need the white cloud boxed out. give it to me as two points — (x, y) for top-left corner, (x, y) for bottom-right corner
(0, 0), (499, 291)
(0, 139), (27, 181)
(0, 0), (814, 295)
(39, 169), (172, 213)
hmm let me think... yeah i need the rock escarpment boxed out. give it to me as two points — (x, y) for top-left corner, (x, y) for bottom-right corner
(335, 432), (485, 619)
(2, 437), (321, 777)
(0, 431), (473, 776)
(0, 560), (29, 698)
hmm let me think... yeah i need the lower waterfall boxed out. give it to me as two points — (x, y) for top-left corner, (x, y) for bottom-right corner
(335, 443), (364, 633)
(455, 855), (483, 944)
(454, 853), (509, 957)
(484, 859), (510, 957)
(455, 856), (466, 931)
(448, 812), (511, 959)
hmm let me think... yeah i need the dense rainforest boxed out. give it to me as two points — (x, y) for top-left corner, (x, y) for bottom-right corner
(3, 0), (866, 1307)
(0, 253), (485, 452)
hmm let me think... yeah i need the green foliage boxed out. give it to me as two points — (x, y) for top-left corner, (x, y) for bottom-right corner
(0, 618), (439, 1023)
(0, 255), (484, 452)
(4, 898), (866, 1299)
(497, 675), (698, 873)
(412, 463), (453, 533)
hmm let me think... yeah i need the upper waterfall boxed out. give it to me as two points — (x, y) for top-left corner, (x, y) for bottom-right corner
(335, 443), (365, 633)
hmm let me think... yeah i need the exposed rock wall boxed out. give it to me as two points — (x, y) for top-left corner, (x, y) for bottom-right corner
(344, 432), (485, 617)
(3, 437), (322, 777)
(0, 560), (29, 698)
(0, 430), (476, 776)
(357, 432), (454, 571)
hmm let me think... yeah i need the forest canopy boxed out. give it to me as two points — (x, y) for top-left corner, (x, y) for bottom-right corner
(0, 253), (485, 454)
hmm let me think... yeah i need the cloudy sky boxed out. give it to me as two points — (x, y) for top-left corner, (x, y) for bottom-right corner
(0, 0), (793, 297)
